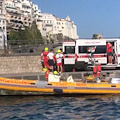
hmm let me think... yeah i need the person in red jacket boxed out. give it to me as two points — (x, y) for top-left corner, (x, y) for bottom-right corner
(106, 42), (113, 64)
(41, 47), (49, 68)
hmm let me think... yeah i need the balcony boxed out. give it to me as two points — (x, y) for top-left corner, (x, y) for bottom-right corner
(10, 19), (23, 25)
(22, 4), (31, 9)
(5, 5), (17, 10)
(8, 22), (24, 30)
(13, 0), (21, 3)
(7, 10), (21, 16)
(46, 24), (53, 27)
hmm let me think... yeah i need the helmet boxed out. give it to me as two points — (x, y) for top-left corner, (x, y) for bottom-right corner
(43, 68), (47, 72)
(57, 49), (61, 53)
(44, 47), (48, 51)
(54, 71), (58, 75)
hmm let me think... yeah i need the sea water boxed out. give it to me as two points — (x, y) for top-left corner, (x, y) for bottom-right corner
(0, 95), (120, 120)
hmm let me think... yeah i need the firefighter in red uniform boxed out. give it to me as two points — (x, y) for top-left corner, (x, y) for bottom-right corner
(41, 47), (49, 68)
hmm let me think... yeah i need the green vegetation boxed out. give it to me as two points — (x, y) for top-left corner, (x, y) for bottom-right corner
(8, 21), (44, 45)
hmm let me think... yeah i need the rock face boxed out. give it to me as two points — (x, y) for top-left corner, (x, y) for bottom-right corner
(0, 55), (42, 74)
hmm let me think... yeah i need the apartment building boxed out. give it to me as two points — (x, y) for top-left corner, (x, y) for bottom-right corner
(0, 0), (7, 49)
(4, 0), (78, 44)
(5, 0), (34, 30)
(5, 0), (23, 30)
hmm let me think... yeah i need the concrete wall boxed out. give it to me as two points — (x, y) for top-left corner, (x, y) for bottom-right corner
(0, 55), (41, 74)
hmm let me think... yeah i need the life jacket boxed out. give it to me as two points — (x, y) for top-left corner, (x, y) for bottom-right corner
(42, 51), (49, 62)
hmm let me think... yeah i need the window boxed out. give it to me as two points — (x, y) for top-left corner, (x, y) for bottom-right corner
(64, 46), (75, 54)
(94, 46), (106, 54)
(78, 46), (88, 53)
(78, 46), (106, 54)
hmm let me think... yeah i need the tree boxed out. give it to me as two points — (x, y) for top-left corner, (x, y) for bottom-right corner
(30, 21), (44, 44)
(7, 30), (19, 45)
(8, 21), (44, 45)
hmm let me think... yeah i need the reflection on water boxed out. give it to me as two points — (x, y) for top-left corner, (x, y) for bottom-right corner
(0, 95), (120, 120)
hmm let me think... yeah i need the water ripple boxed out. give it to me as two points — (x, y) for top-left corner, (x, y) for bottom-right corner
(0, 95), (120, 120)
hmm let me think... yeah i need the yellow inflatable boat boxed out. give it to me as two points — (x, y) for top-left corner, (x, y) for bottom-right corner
(0, 74), (120, 95)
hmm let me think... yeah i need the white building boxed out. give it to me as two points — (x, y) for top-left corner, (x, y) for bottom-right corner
(4, 0), (78, 44)
(0, 0), (7, 49)
(38, 13), (78, 39)
(20, 0), (32, 16)
(5, 0), (33, 28)
(32, 4), (41, 19)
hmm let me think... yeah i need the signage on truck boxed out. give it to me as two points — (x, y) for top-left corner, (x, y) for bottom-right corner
(76, 39), (106, 46)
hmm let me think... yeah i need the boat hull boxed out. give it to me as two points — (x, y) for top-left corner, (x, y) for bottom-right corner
(0, 77), (120, 95)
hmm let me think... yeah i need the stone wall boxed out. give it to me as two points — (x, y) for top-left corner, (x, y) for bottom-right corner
(0, 55), (42, 74)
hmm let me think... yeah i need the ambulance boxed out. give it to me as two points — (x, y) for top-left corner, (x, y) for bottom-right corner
(63, 38), (120, 71)
(63, 41), (75, 72)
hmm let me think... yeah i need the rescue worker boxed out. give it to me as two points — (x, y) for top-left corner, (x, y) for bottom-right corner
(44, 67), (58, 81)
(106, 42), (113, 64)
(56, 49), (63, 73)
(43, 68), (48, 80)
(43, 65), (51, 81)
(40, 50), (44, 71)
(47, 49), (54, 71)
(53, 52), (57, 71)
(41, 47), (49, 68)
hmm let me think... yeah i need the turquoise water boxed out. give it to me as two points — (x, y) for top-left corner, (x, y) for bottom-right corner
(0, 95), (120, 120)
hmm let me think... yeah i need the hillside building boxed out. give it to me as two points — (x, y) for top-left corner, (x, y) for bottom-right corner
(0, 0), (7, 49)
(37, 13), (78, 42)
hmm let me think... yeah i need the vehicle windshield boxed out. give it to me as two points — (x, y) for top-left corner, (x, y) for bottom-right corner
(64, 46), (75, 54)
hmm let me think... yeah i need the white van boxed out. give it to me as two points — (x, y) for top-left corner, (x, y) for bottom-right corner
(63, 38), (120, 71)
(63, 41), (75, 71)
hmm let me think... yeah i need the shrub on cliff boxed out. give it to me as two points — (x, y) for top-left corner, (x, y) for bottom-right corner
(8, 21), (44, 45)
